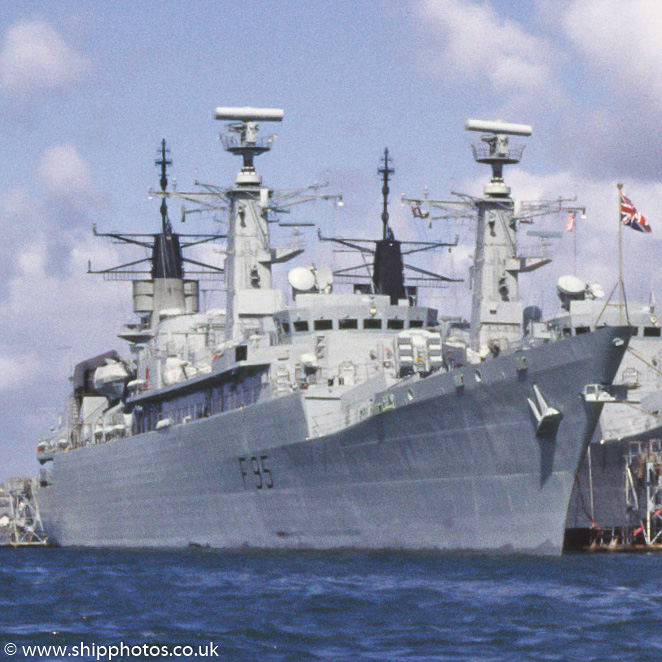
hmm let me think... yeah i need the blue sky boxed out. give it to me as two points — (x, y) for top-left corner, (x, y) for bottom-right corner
(1, 0), (661, 479)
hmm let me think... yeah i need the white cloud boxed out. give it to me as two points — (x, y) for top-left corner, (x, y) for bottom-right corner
(415, 0), (560, 111)
(16, 235), (47, 278)
(0, 146), (126, 397)
(0, 186), (42, 244)
(547, 1), (662, 180)
(411, 1), (662, 181)
(0, 17), (90, 100)
(0, 353), (40, 391)
(1, 186), (36, 218)
(0, 224), (128, 477)
(5, 230), (127, 376)
(37, 144), (92, 196)
(564, 0), (662, 104)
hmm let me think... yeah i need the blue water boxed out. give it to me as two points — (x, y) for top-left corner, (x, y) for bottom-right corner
(1, 549), (662, 661)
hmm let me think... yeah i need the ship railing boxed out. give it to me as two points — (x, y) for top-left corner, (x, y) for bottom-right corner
(314, 360), (384, 388)
(71, 398), (110, 448)
(100, 271), (154, 281)
(310, 402), (375, 438)
(191, 272), (222, 282)
(167, 401), (212, 425)
(333, 275), (447, 290)
(220, 134), (273, 151)
(274, 234), (306, 252)
(516, 241), (555, 260)
(73, 404), (129, 448)
(470, 142), (525, 163)
(310, 409), (346, 438)
(161, 383), (263, 425)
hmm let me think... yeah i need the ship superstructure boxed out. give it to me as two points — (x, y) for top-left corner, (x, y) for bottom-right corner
(545, 277), (662, 443)
(35, 109), (632, 553)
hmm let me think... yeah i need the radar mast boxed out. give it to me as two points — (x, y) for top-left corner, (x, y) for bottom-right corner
(464, 120), (546, 349)
(155, 107), (343, 343)
(214, 107), (304, 341)
(404, 119), (585, 351)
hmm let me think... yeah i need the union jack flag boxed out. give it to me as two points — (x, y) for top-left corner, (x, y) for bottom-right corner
(620, 190), (652, 233)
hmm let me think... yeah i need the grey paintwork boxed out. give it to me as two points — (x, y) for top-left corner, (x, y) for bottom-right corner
(38, 326), (630, 553)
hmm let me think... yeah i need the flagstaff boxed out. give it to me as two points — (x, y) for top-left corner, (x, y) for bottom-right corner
(617, 185), (652, 324)
(618, 182), (624, 323)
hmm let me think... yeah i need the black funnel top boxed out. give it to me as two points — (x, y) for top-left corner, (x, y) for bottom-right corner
(152, 232), (183, 279)
(373, 236), (405, 304)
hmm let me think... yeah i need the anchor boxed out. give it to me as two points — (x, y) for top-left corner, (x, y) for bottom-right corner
(527, 384), (563, 438)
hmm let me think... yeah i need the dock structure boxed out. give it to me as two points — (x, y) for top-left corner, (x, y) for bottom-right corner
(0, 477), (48, 547)
(623, 440), (662, 546)
(577, 439), (662, 552)
(0, 488), (9, 546)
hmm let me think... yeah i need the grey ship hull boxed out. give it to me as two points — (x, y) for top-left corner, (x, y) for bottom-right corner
(37, 327), (629, 553)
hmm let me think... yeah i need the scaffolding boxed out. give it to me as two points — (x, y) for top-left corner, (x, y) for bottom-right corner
(3, 477), (48, 547)
(624, 440), (662, 546)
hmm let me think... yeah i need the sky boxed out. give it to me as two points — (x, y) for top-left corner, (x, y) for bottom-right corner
(1, 0), (662, 479)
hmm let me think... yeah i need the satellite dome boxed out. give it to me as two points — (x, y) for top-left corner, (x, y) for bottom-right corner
(557, 275), (586, 297)
(288, 267), (316, 292)
(315, 266), (334, 293)
(300, 352), (318, 368)
(557, 275), (587, 310)
(587, 282), (605, 299)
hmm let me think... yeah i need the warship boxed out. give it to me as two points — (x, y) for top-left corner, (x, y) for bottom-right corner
(505, 197), (662, 545)
(34, 108), (632, 553)
(550, 276), (662, 542)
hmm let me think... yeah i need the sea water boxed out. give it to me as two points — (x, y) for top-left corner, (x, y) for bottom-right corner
(1, 548), (662, 661)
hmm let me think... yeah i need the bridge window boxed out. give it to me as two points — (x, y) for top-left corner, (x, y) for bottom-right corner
(409, 320), (424, 328)
(387, 319), (405, 330)
(293, 321), (309, 332)
(338, 319), (358, 330)
(314, 319), (333, 331)
(363, 319), (382, 329)
(644, 327), (661, 337)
